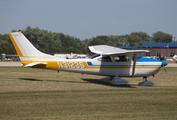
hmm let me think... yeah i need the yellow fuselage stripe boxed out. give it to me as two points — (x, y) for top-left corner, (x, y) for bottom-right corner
(21, 60), (160, 69)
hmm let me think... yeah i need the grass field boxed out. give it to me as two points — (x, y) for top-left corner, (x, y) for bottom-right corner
(0, 67), (177, 120)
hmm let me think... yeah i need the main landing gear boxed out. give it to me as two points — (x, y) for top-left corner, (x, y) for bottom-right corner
(138, 76), (154, 86)
(100, 76), (129, 85)
(100, 76), (154, 86)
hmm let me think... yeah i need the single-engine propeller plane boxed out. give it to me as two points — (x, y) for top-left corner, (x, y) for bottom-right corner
(9, 32), (168, 86)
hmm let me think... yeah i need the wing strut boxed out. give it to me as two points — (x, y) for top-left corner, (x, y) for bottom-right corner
(132, 53), (137, 76)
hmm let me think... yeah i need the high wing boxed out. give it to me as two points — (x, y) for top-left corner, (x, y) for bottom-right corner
(89, 45), (149, 55)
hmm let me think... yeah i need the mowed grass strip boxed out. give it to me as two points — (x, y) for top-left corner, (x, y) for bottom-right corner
(0, 67), (177, 120)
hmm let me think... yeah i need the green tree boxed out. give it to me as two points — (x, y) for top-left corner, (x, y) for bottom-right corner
(88, 38), (105, 46)
(1, 26), (174, 55)
(107, 35), (127, 47)
(130, 32), (152, 42)
(153, 31), (173, 43)
(0, 43), (16, 54)
(127, 32), (154, 46)
(95, 36), (108, 43)
(83, 39), (89, 46)
(127, 35), (141, 46)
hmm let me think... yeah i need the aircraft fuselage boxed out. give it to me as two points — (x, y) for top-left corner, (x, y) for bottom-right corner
(20, 53), (165, 78)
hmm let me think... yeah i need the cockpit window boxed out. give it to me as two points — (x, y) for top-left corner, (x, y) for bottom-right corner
(88, 54), (100, 59)
(98, 56), (112, 62)
(114, 55), (129, 62)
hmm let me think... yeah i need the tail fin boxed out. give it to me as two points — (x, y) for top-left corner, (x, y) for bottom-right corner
(8, 32), (57, 67)
(8, 32), (53, 58)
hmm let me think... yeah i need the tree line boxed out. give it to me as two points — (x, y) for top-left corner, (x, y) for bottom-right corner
(0, 26), (173, 55)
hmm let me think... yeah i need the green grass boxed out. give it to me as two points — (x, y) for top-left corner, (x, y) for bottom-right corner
(0, 67), (177, 120)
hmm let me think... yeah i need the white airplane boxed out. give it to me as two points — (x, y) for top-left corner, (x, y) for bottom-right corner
(173, 55), (177, 62)
(8, 32), (168, 86)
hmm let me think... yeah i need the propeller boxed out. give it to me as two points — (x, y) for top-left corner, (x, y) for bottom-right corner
(162, 64), (167, 73)
(161, 61), (168, 73)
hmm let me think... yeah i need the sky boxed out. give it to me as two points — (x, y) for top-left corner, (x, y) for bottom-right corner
(0, 0), (177, 40)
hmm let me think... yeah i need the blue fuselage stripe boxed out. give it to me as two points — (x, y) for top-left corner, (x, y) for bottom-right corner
(86, 62), (161, 67)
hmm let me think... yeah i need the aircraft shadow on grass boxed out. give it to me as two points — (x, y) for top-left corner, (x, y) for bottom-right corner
(19, 78), (136, 88)
(19, 78), (43, 81)
(82, 78), (136, 88)
(19, 78), (86, 84)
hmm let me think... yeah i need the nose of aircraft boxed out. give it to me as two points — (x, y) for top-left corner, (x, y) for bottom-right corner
(161, 61), (168, 67)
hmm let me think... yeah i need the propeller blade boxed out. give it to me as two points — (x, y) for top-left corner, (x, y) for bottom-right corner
(163, 65), (167, 73)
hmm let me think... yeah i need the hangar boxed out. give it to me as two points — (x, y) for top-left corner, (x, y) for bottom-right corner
(119, 43), (177, 60)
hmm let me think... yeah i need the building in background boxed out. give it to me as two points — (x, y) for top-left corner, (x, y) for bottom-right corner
(118, 43), (177, 60)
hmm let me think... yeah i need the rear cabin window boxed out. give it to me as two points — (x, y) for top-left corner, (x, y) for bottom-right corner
(114, 55), (129, 62)
(98, 56), (112, 62)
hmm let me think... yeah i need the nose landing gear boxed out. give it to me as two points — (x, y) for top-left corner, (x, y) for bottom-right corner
(138, 76), (154, 86)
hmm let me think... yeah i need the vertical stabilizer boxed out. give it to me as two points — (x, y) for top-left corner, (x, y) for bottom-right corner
(8, 32), (53, 58)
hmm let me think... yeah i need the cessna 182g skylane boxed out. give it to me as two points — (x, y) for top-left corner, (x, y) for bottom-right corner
(9, 32), (168, 86)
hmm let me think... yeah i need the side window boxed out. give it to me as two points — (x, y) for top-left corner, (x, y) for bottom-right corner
(114, 55), (129, 62)
(170, 53), (174, 57)
(157, 52), (161, 57)
(146, 52), (150, 57)
(98, 56), (112, 62)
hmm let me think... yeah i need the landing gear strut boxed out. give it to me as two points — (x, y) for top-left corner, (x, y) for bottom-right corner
(143, 76), (147, 81)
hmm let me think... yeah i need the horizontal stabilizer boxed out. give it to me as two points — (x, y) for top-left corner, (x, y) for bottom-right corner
(89, 45), (149, 55)
(24, 62), (47, 67)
